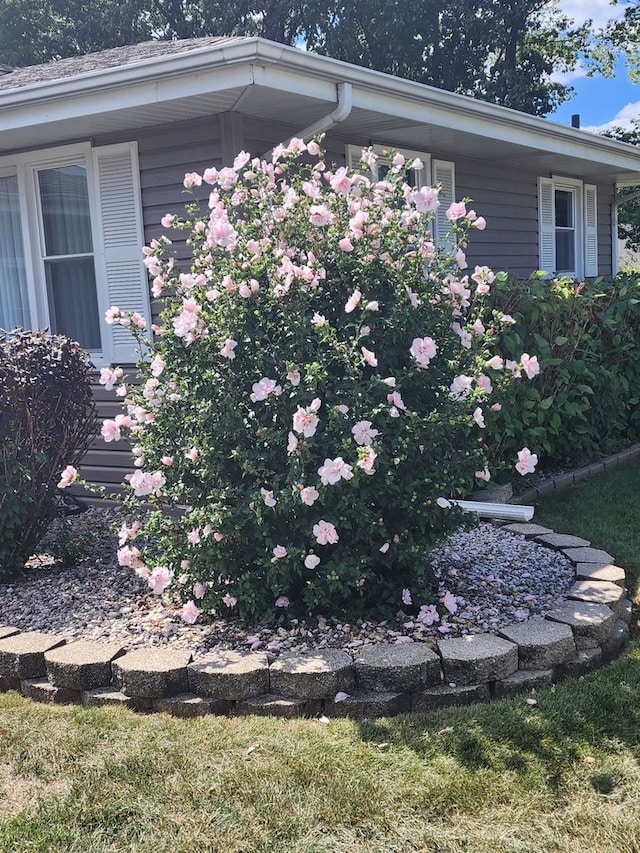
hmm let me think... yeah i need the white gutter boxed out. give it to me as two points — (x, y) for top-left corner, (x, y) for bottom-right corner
(451, 500), (535, 522)
(2, 36), (640, 174)
(262, 81), (353, 160)
(0, 37), (267, 106)
(0, 38), (638, 163)
(295, 81), (353, 140)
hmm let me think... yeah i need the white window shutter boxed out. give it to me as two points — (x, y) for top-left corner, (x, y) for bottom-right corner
(584, 184), (598, 277)
(92, 142), (150, 365)
(432, 159), (456, 251)
(538, 177), (555, 273)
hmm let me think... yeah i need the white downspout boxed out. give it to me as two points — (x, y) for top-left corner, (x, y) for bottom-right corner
(450, 500), (535, 522)
(262, 82), (353, 160)
(612, 201), (619, 273)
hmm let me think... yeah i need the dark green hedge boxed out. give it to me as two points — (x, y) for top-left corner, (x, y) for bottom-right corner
(486, 273), (640, 476)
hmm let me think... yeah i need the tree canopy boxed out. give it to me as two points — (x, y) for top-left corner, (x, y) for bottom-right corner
(587, 0), (640, 84)
(0, 0), (591, 117)
(0, 0), (150, 66)
(301, 1), (589, 116)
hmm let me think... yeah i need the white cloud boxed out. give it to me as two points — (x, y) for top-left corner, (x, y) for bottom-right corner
(582, 100), (640, 132)
(557, 0), (627, 30)
(549, 60), (588, 84)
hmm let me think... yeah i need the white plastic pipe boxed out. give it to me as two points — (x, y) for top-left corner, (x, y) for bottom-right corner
(262, 82), (353, 160)
(294, 81), (354, 141)
(450, 500), (535, 522)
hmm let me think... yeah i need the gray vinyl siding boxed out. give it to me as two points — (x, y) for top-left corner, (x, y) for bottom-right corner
(453, 159), (539, 279)
(138, 116), (224, 275)
(129, 113), (611, 282)
(73, 379), (130, 495)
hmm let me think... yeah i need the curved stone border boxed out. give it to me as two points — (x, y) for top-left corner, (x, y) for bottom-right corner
(0, 525), (633, 719)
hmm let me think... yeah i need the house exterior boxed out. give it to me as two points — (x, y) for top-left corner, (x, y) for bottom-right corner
(1, 35), (640, 488)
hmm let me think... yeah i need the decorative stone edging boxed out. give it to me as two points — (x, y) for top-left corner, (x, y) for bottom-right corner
(515, 443), (640, 504)
(0, 524), (633, 719)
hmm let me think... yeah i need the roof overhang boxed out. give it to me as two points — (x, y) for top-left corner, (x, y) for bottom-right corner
(1, 37), (639, 186)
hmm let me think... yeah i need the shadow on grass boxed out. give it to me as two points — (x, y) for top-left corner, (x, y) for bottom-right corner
(356, 641), (640, 785)
(534, 457), (640, 602)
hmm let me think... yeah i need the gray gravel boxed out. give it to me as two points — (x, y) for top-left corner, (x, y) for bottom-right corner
(0, 510), (575, 659)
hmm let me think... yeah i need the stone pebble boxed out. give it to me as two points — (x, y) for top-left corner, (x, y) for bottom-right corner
(0, 511), (575, 660)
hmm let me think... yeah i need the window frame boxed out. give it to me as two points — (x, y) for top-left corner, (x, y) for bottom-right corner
(33, 157), (103, 352)
(345, 144), (456, 248)
(0, 141), (149, 366)
(346, 143), (431, 187)
(0, 166), (33, 332)
(552, 176), (582, 277)
(538, 175), (598, 278)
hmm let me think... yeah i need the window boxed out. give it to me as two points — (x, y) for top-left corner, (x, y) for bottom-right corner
(538, 177), (598, 277)
(554, 188), (575, 273)
(350, 145), (431, 188)
(0, 173), (30, 331)
(38, 163), (101, 350)
(346, 145), (455, 248)
(0, 142), (149, 365)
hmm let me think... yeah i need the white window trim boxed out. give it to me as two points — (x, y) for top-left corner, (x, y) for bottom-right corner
(346, 143), (432, 186)
(345, 144), (456, 248)
(0, 143), (105, 358)
(553, 175), (583, 277)
(538, 175), (598, 278)
(0, 141), (149, 366)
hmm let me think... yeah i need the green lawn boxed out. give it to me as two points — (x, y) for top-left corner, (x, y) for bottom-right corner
(534, 457), (640, 597)
(0, 460), (638, 853)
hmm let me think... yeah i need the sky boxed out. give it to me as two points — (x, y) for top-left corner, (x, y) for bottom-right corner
(549, 0), (639, 133)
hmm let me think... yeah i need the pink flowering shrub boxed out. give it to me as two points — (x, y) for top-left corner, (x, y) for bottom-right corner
(100, 140), (540, 621)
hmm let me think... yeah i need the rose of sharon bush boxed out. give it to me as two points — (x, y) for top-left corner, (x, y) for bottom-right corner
(95, 140), (539, 621)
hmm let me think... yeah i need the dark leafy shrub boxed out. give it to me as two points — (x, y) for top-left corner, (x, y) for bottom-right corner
(0, 329), (98, 578)
(486, 272), (640, 474)
(41, 517), (98, 568)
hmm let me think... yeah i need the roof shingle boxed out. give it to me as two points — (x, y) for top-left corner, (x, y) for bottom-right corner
(0, 36), (246, 92)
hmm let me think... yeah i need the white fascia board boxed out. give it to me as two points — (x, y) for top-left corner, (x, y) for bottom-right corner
(1, 35), (640, 176)
(616, 172), (640, 188)
(0, 64), (255, 132)
(350, 86), (640, 174)
(0, 39), (265, 107)
(245, 41), (640, 171)
(249, 62), (340, 103)
(258, 47), (640, 175)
